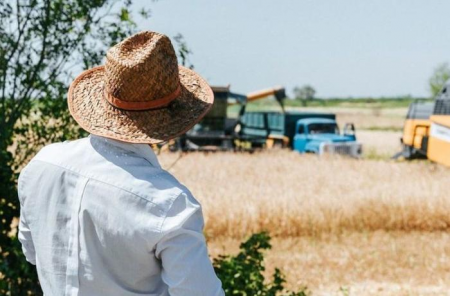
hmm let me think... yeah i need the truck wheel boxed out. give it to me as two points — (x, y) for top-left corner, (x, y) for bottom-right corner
(168, 139), (180, 152)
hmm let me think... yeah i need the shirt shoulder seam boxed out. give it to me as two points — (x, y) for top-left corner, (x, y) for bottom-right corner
(158, 191), (185, 234)
(29, 159), (174, 209)
(153, 190), (187, 250)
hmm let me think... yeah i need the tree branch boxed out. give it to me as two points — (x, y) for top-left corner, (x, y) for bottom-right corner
(0, 1), (34, 126)
(8, 0), (50, 125)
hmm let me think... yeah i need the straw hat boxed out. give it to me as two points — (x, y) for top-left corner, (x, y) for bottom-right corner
(68, 31), (214, 144)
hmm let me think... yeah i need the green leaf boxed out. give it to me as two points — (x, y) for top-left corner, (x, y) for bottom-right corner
(120, 8), (130, 21)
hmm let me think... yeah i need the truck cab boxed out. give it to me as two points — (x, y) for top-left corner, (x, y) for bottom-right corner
(293, 118), (362, 157)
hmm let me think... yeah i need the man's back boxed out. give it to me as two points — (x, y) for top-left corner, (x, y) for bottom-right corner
(18, 135), (224, 296)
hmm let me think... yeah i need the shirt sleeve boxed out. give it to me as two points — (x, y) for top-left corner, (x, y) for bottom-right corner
(155, 191), (224, 296)
(17, 167), (36, 265)
(18, 210), (36, 265)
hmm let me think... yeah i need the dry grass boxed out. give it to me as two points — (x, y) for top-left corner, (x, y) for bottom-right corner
(334, 107), (406, 131)
(158, 150), (450, 295)
(209, 232), (450, 295)
(357, 130), (402, 158)
(159, 151), (450, 238)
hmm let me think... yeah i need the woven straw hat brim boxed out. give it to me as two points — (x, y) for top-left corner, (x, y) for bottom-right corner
(68, 65), (214, 144)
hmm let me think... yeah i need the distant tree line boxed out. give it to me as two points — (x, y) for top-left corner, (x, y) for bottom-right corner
(292, 62), (450, 107)
(293, 85), (316, 107)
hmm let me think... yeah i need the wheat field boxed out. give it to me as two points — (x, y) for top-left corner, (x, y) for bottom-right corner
(209, 232), (450, 295)
(158, 146), (450, 295)
(159, 151), (450, 238)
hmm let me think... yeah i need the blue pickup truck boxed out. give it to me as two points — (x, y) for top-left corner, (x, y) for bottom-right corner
(293, 118), (361, 156)
(240, 111), (362, 157)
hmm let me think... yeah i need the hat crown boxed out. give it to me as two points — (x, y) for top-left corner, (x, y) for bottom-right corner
(104, 31), (180, 103)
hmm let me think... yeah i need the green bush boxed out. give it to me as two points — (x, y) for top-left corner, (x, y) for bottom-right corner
(0, 0), (139, 294)
(213, 232), (309, 296)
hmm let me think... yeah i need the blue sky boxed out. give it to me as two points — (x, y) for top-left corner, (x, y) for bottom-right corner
(134, 0), (450, 98)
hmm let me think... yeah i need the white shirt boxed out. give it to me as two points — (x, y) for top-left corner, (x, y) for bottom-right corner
(18, 135), (224, 296)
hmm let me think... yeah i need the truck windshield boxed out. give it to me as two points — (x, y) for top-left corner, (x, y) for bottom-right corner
(308, 123), (338, 134)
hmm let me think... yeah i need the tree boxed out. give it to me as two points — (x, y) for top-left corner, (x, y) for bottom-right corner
(173, 33), (194, 69)
(429, 62), (450, 97)
(0, 1), (146, 294)
(293, 85), (316, 107)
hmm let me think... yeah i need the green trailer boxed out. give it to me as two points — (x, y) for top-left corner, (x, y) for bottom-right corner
(239, 111), (336, 148)
(172, 86), (285, 151)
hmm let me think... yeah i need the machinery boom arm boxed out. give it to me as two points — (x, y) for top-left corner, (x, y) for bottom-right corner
(246, 86), (286, 102)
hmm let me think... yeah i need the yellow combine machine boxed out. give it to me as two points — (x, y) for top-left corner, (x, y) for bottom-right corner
(393, 101), (434, 159)
(394, 80), (450, 166)
(427, 81), (450, 166)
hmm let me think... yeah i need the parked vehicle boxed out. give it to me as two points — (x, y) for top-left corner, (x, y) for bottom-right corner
(293, 118), (361, 157)
(392, 101), (434, 160)
(171, 86), (285, 151)
(393, 79), (450, 167)
(427, 80), (450, 166)
(239, 111), (335, 148)
(240, 111), (362, 157)
(172, 84), (362, 157)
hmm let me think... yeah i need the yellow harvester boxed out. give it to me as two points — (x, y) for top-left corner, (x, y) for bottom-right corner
(394, 80), (450, 166)
(427, 80), (450, 166)
(393, 101), (434, 159)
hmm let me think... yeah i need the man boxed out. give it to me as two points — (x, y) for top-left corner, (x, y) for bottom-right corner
(18, 31), (224, 296)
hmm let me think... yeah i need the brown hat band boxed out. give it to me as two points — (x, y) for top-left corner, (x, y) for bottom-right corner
(103, 84), (181, 111)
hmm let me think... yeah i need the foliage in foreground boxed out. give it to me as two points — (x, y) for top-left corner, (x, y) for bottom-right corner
(213, 232), (309, 296)
(0, 0), (140, 294)
(0, 1), (199, 294)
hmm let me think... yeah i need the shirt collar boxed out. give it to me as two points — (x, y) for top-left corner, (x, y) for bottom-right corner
(89, 135), (161, 169)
